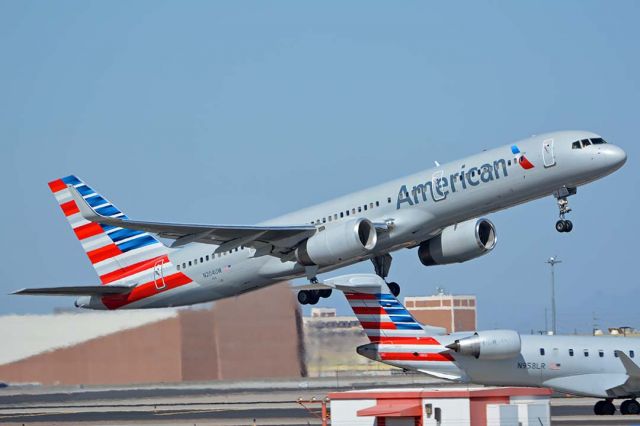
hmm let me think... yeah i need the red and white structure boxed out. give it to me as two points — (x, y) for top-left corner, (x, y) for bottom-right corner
(329, 387), (551, 426)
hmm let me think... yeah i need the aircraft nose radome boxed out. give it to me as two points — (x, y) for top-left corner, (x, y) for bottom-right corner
(602, 145), (627, 170)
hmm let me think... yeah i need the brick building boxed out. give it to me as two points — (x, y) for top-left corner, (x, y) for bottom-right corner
(404, 289), (477, 333)
(0, 283), (305, 385)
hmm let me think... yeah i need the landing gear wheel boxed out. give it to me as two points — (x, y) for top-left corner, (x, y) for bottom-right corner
(594, 400), (615, 415)
(307, 290), (320, 305)
(621, 399), (640, 415)
(318, 289), (332, 298)
(564, 220), (573, 232)
(555, 220), (567, 233)
(387, 282), (400, 297)
(297, 291), (311, 305)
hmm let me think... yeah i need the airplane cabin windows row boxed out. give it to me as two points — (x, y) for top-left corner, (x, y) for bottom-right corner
(572, 138), (607, 149)
(545, 348), (637, 358)
(309, 200), (384, 225)
(179, 246), (248, 270)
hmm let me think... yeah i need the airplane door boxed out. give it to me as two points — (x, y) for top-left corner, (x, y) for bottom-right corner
(432, 170), (446, 201)
(153, 259), (166, 290)
(542, 138), (556, 168)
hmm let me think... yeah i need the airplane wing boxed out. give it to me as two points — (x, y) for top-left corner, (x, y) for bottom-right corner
(68, 185), (317, 252)
(12, 285), (132, 296)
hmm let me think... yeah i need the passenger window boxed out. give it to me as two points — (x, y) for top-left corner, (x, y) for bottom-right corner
(364, 205), (368, 211)
(376, 201), (380, 207)
(540, 348), (545, 356)
(346, 210), (350, 216)
(182, 263), (186, 269)
(507, 160), (512, 166)
(599, 350), (604, 358)
(582, 139), (591, 147)
(352, 208), (356, 214)
(569, 349), (574, 356)
(200, 257), (204, 263)
(194, 259), (198, 265)
(387, 197), (392, 203)
(584, 350), (589, 357)
(631, 350), (635, 358)
(340, 212), (344, 218)
(188, 261), (192, 266)
(322, 218), (326, 223)
(370, 203), (374, 208)
(572, 141), (581, 149)
(358, 207), (362, 213)
(177, 264), (180, 271)
(328, 216), (332, 222)
(206, 255), (209, 261)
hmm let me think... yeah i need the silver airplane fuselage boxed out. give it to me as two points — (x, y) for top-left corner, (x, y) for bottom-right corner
(77, 130), (626, 308)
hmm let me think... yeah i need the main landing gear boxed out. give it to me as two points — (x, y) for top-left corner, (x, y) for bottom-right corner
(297, 289), (332, 305)
(371, 254), (401, 297)
(593, 399), (616, 415)
(554, 186), (576, 233)
(593, 398), (640, 415)
(620, 399), (640, 415)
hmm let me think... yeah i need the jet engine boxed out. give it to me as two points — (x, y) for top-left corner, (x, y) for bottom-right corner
(418, 218), (497, 266)
(446, 330), (521, 360)
(296, 218), (377, 266)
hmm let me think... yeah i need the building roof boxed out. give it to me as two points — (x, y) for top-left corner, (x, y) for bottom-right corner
(0, 310), (178, 365)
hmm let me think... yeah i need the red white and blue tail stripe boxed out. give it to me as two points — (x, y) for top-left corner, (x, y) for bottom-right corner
(337, 275), (455, 366)
(48, 175), (169, 285)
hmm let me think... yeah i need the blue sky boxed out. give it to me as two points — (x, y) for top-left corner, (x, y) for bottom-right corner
(1, 1), (638, 333)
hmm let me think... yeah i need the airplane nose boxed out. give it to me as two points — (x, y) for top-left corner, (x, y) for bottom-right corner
(601, 145), (627, 170)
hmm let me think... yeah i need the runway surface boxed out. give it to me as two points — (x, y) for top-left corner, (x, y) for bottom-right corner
(0, 376), (638, 425)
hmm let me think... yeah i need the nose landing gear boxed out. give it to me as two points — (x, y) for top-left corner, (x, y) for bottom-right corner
(554, 187), (576, 233)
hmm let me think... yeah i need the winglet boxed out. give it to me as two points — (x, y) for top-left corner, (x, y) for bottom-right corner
(615, 350), (640, 378)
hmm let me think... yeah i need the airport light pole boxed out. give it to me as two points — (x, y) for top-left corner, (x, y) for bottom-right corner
(546, 256), (562, 335)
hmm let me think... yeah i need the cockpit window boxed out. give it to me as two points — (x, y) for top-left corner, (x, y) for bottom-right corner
(572, 141), (582, 149)
(582, 139), (591, 147)
(591, 138), (607, 145)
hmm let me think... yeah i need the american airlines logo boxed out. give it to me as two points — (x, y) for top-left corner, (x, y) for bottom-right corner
(396, 146), (533, 209)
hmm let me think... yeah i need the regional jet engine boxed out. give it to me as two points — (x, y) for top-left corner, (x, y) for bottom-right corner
(296, 218), (377, 266)
(418, 218), (497, 266)
(446, 330), (521, 360)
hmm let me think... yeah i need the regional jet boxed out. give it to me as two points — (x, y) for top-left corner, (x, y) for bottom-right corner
(13, 131), (625, 309)
(332, 273), (640, 416)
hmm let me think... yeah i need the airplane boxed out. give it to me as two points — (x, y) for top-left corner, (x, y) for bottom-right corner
(13, 131), (625, 310)
(327, 273), (640, 416)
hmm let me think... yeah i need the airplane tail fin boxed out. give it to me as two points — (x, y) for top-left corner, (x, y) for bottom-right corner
(48, 175), (169, 285)
(326, 274), (455, 368)
(325, 274), (439, 344)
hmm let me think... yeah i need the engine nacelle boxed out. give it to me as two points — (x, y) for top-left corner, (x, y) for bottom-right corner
(446, 330), (521, 360)
(418, 218), (497, 266)
(296, 218), (377, 266)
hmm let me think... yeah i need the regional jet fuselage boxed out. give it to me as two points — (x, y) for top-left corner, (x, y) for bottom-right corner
(15, 131), (626, 309)
(332, 273), (640, 416)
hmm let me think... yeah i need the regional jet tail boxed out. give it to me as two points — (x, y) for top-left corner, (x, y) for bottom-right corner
(334, 273), (640, 416)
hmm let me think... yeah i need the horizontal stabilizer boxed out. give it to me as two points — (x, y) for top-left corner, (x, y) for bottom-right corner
(12, 286), (133, 296)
